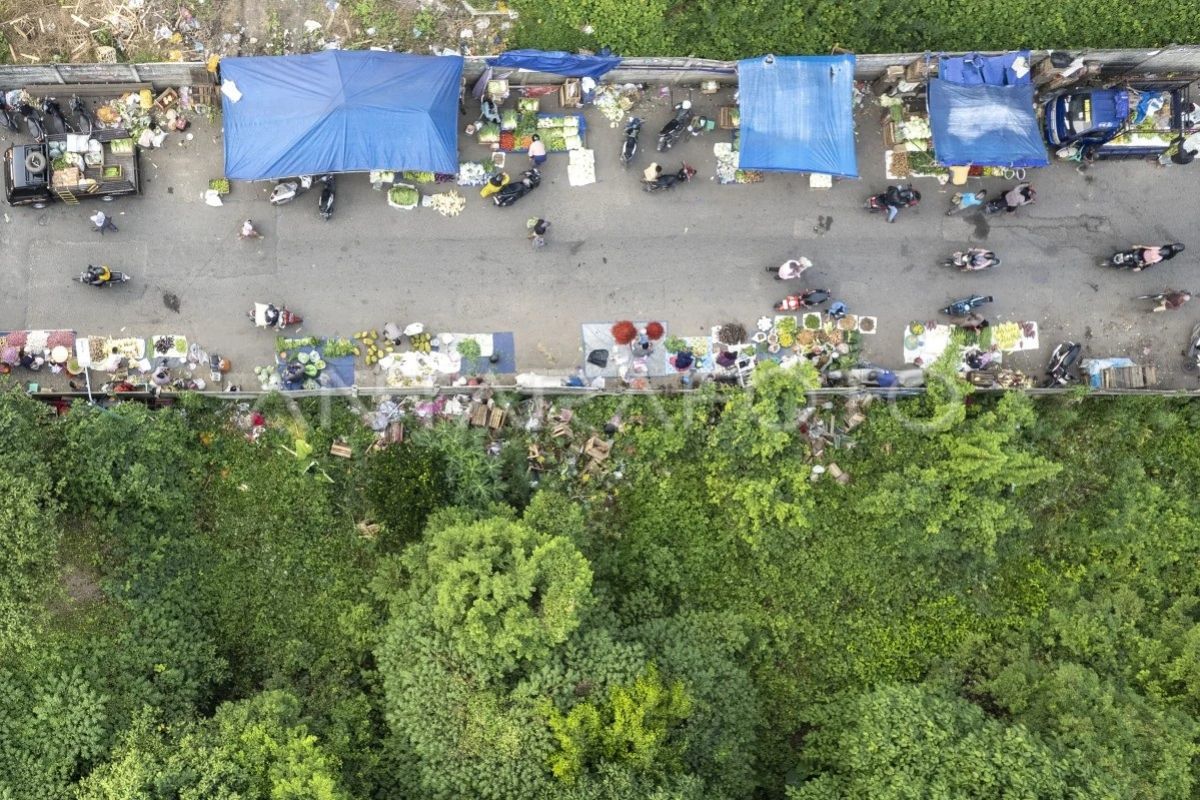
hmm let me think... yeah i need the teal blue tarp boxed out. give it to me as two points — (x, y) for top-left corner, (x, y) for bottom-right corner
(737, 55), (858, 177)
(221, 51), (463, 180)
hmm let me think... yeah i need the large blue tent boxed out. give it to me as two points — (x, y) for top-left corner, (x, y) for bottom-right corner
(220, 51), (463, 180)
(736, 55), (858, 177)
(927, 51), (1049, 168)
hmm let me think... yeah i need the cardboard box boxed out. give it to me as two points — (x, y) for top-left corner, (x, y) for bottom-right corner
(559, 79), (582, 108)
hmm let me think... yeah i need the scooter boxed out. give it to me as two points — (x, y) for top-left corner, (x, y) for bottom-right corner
(69, 95), (93, 135)
(775, 289), (831, 312)
(620, 117), (643, 167)
(1044, 341), (1082, 387)
(248, 302), (303, 330)
(40, 97), (70, 134)
(269, 175), (313, 206)
(1103, 243), (1185, 270)
(865, 184), (920, 216)
(657, 101), (693, 152)
(643, 163), (696, 193)
(494, 169), (541, 207)
(940, 294), (993, 317)
(318, 174), (335, 221)
(984, 184), (1035, 215)
(16, 102), (45, 142)
(76, 266), (131, 287)
(1185, 322), (1200, 374)
(944, 249), (1001, 272)
(0, 96), (17, 133)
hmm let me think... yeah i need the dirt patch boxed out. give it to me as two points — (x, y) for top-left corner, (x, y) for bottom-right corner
(61, 563), (105, 605)
(0, 0), (509, 63)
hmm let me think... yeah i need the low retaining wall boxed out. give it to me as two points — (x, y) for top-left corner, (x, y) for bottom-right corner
(3, 46), (1200, 90)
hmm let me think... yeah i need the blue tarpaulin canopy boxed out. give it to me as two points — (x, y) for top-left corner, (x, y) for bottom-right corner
(220, 51), (463, 180)
(736, 55), (858, 177)
(928, 51), (1049, 168)
(488, 50), (620, 79)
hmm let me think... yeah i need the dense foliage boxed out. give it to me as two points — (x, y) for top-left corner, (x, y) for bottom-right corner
(5, 373), (1200, 798)
(510, 0), (1197, 59)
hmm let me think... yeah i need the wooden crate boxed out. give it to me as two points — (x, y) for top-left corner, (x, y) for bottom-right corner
(718, 106), (739, 129)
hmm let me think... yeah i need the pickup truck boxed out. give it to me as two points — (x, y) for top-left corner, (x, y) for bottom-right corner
(1042, 85), (1191, 160)
(4, 128), (140, 207)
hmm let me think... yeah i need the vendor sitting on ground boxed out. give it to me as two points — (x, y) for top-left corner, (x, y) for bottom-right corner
(478, 97), (501, 126)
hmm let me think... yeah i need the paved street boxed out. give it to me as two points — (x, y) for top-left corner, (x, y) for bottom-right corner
(2, 89), (1197, 387)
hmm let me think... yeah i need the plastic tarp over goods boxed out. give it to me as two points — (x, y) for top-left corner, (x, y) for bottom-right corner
(221, 51), (463, 180)
(928, 51), (1049, 168)
(736, 55), (858, 177)
(488, 49), (620, 79)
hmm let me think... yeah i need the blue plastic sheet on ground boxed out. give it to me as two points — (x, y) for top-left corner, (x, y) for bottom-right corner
(928, 80), (1049, 167)
(221, 51), (463, 180)
(736, 55), (858, 177)
(488, 50), (620, 79)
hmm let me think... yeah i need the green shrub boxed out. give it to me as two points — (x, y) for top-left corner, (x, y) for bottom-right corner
(364, 442), (451, 549)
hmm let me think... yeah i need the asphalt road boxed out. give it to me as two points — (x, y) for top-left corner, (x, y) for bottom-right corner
(2, 88), (1197, 387)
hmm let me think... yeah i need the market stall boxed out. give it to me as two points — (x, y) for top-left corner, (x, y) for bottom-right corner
(1, 329), (76, 383)
(221, 51), (463, 179)
(903, 320), (1039, 366)
(736, 54), (859, 178)
(581, 321), (671, 382)
(927, 51), (1049, 169)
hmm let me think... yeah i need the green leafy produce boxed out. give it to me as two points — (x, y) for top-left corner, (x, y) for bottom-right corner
(322, 338), (358, 358)
(388, 186), (419, 207)
(208, 178), (230, 194)
(476, 123), (501, 144)
(402, 170), (436, 184)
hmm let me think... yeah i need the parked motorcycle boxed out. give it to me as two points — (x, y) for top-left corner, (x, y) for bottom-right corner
(269, 175), (313, 206)
(41, 97), (71, 134)
(1103, 243), (1185, 270)
(318, 174), (336, 221)
(775, 289), (831, 312)
(656, 100), (693, 152)
(77, 265), (131, 287)
(248, 302), (303, 330)
(620, 117), (643, 168)
(494, 169), (541, 207)
(944, 248), (1001, 272)
(69, 95), (93, 135)
(1044, 341), (1082, 387)
(16, 101), (45, 142)
(940, 294), (994, 317)
(643, 163), (696, 193)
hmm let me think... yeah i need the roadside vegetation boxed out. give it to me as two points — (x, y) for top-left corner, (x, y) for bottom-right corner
(4, 369), (1200, 798)
(510, 0), (1199, 59)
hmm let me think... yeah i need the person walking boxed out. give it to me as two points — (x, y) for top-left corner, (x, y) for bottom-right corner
(528, 134), (547, 166)
(528, 218), (549, 249)
(239, 219), (262, 239)
(90, 209), (118, 234)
